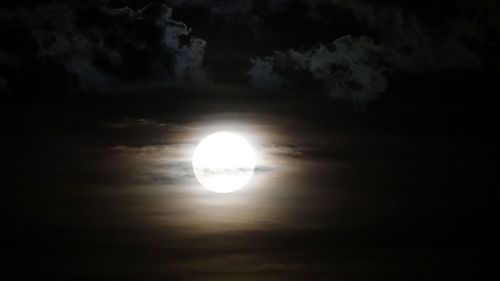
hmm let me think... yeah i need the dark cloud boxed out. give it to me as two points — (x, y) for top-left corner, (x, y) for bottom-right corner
(168, 0), (254, 14)
(245, 0), (497, 108)
(249, 35), (387, 107)
(1, 0), (498, 107)
(0, 1), (207, 95)
(248, 57), (285, 90)
(208, 0), (254, 15)
(330, 0), (484, 70)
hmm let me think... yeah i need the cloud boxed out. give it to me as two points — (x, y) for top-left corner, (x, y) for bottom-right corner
(1, 0), (495, 100)
(246, 0), (494, 108)
(302, 0), (485, 70)
(248, 57), (285, 90)
(0, 1), (207, 95)
(346, 2), (481, 70)
(110, 143), (273, 185)
(208, 0), (254, 15)
(168, 0), (254, 15)
(250, 35), (387, 107)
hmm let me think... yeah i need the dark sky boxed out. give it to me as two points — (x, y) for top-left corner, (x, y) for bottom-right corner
(2, 1), (498, 280)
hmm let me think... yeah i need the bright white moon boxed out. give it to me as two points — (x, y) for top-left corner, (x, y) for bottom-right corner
(192, 132), (256, 193)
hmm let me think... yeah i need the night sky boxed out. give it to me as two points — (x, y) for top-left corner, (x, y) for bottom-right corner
(2, 1), (498, 280)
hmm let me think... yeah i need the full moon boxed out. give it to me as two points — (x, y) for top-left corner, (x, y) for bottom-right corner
(192, 132), (256, 193)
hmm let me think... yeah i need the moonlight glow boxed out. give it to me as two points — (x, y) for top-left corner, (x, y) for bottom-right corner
(192, 132), (256, 193)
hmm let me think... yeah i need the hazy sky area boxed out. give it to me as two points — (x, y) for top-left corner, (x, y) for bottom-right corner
(2, 1), (497, 280)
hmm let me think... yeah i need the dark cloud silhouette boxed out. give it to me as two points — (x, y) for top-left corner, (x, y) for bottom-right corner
(246, 0), (496, 108)
(1, 0), (498, 106)
(329, 0), (484, 70)
(169, 0), (254, 14)
(249, 35), (387, 107)
(0, 1), (206, 95)
(248, 57), (285, 90)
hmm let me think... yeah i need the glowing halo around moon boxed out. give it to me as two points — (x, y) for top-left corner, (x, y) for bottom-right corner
(192, 132), (256, 193)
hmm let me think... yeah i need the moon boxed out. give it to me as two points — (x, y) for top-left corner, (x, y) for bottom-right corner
(192, 132), (256, 193)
